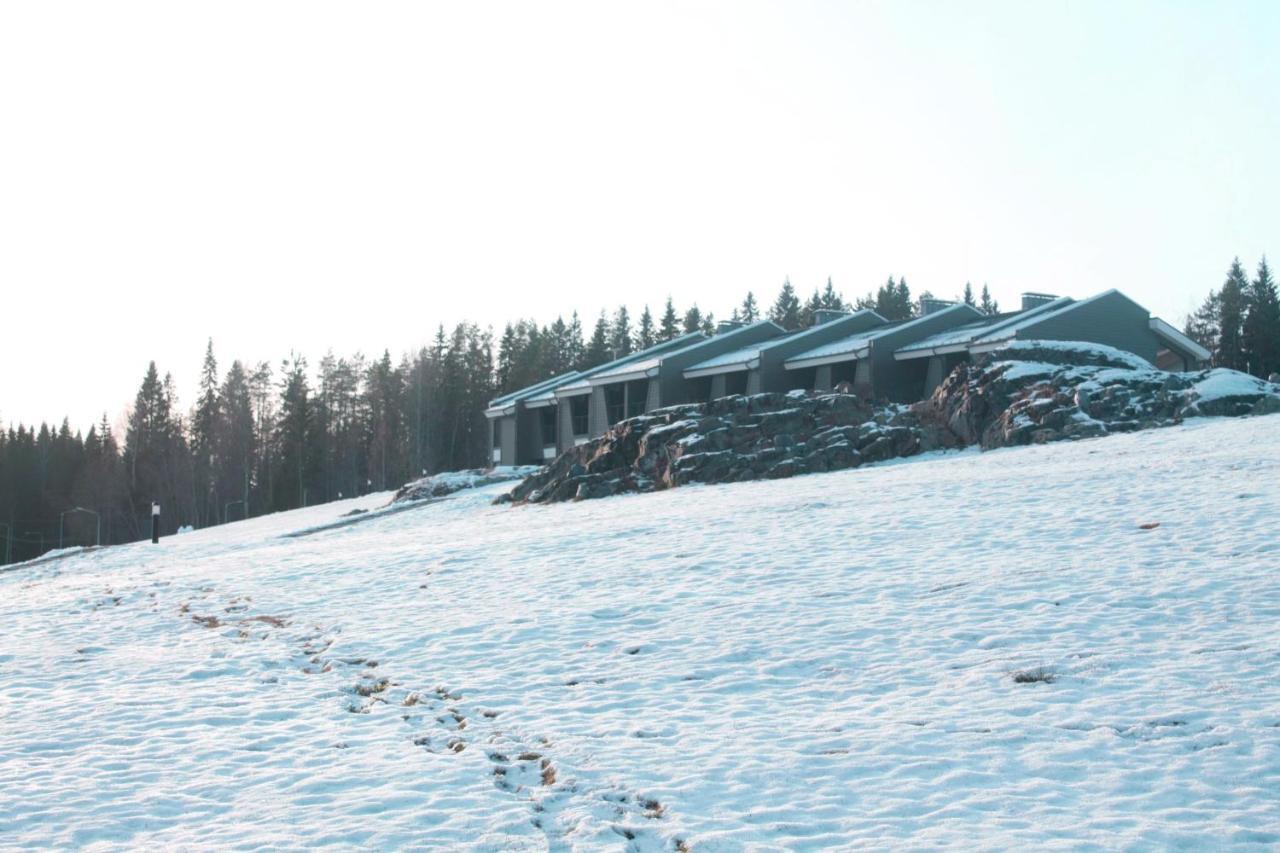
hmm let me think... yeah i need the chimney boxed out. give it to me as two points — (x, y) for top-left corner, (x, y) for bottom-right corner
(918, 297), (955, 316)
(811, 309), (851, 326)
(1021, 292), (1057, 311)
(716, 320), (745, 334)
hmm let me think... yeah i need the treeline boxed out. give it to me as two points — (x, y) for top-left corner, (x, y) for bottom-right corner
(0, 275), (997, 563)
(1184, 257), (1280, 378)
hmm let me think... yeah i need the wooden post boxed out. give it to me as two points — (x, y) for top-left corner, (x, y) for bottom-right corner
(151, 502), (160, 544)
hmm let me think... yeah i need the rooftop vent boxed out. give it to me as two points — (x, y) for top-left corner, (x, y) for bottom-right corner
(716, 320), (745, 334)
(918, 297), (956, 316)
(1021, 292), (1058, 311)
(811, 309), (851, 326)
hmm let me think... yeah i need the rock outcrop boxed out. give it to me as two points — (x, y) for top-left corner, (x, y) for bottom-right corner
(394, 466), (540, 503)
(499, 340), (1280, 505)
(499, 392), (958, 504)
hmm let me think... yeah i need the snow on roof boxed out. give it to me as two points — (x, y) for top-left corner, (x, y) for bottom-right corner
(970, 293), (1109, 348)
(785, 304), (979, 368)
(588, 321), (785, 384)
(898, 298), (1076, 359)
(554, 332), (707, 395)
(487, 370), (581, 411)
(684, 342), (766, 373)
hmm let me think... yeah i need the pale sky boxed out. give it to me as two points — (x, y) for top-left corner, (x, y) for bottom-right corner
(2, 1), (1278, 434)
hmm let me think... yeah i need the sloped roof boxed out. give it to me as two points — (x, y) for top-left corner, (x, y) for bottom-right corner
(970, 291), (1119, 350)
(683, 310), (888, 377)
(1150, 317), (1211, 362)
(586, 320), (786, 384)
(784, 304), (980, 369)
(894, 297), (1073, 359)
(554, 332), (706, 396)
(486, 370), (582, 416)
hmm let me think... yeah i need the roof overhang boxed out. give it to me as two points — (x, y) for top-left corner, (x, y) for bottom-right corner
(785, 345), (870, 370)
(893, 342), (971, 361)
(683, 358), (757, 379)
(968, 335), (1016, 355)
(1149, 317), (1211, 362)
(524, 397), (557, 409)
(484, 404), (516, 419)
(554, 385), (592, 399)
(587, 368), (652, 386)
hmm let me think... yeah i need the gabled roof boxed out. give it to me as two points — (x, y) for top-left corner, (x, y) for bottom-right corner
(894, 297), (1073, 359)
(586, 320), (787, 385)
(1150, 317), (1211, 362)
(684, 310), (887, 378)
(968, 290), (1128, 352)
(554, 332), (706, 396)
(784, 304), (981, 370)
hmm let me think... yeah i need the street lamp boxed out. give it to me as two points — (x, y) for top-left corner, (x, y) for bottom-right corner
(59, 507), (101, 549)
(224, 500), (245, 523)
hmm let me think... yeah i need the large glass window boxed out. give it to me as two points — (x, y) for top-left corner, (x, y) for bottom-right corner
(539, 406), (557, 446)
(570, 396), (589, 436)
(626, 380), (648, 418)
(725, 371), (748, 396)
(605, 384), (625, 426)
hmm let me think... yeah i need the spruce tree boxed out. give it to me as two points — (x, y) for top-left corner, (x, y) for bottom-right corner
(1244, 256), (1280, 377)
(610, 306), (633, 358)
(894, 278), (913, 318)
(979, 284), (998, 315)
(582, 312), (611, 369)
(963, 282), (976, 307)
(740, 291), (759, 322)
(799, 289), (823, 328)
(820, 277), (844, 310)
(635, 306), (656, 350)
(683, 304), (703, 335)
(659, 297), (680, 342)
(1218, 258), (1249, 371)
(701, 312), (716, 335)
(192, 340), (220, 524)
(770, 278), (802, 330)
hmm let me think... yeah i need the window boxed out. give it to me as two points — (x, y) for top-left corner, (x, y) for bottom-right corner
(605, 384), (625, 426)
(570, 396), (589, 436)
(492, 419), (502, 448)
(626, 380), (648, 418)
(539, 406), (557, 446)
(725, 371), (748, 396)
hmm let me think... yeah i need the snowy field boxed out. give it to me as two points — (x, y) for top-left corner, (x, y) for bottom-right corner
(2, 416), (1279, 850)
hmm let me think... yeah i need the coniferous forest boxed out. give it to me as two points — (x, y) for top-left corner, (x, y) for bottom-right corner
(3, 265), (1278, 564)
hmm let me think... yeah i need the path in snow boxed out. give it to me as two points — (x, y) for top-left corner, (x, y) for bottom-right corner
(1, 415), (1278, 849)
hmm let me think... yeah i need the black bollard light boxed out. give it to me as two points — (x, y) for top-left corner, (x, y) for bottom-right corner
(151, 502), (160, 544)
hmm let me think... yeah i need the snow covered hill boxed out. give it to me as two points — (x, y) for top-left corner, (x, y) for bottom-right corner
(2, 416), (1278, 849)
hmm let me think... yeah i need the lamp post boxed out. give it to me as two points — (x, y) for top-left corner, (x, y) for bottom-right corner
(224, 499), (245, 523)
(59, 507), (101, 549)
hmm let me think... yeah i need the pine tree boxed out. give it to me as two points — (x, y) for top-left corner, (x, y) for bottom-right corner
(1218, 258), (1249, 371)
(820, 277), (844, 310)
(874, 277), (913, 322)
(1185, 289), (1221, 355)
(1244, 256), (1280, 377)
(583, 312), (611, 369)
(894, 278), (912, 318)
(683, 304), (703, 335)
(979, 284), (998, 315)
(565, 312), (585, 369)
(610, 306), (633, 358)
(962, 282), (976, 307)
(700, 312), (716, 335)
(770, 278), (802, 330)
(636, 306), (656, 351)
(799, 289), (823, 328)
(191, 340), (220, 524)
(740, 292), (759, 322)
(659, 297), (680, 342)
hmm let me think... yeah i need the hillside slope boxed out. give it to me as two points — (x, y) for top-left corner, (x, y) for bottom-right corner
(1, 416), (1278, 849)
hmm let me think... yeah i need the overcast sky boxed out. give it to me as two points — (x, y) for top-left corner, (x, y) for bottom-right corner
(2, 1), (1278, 434)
